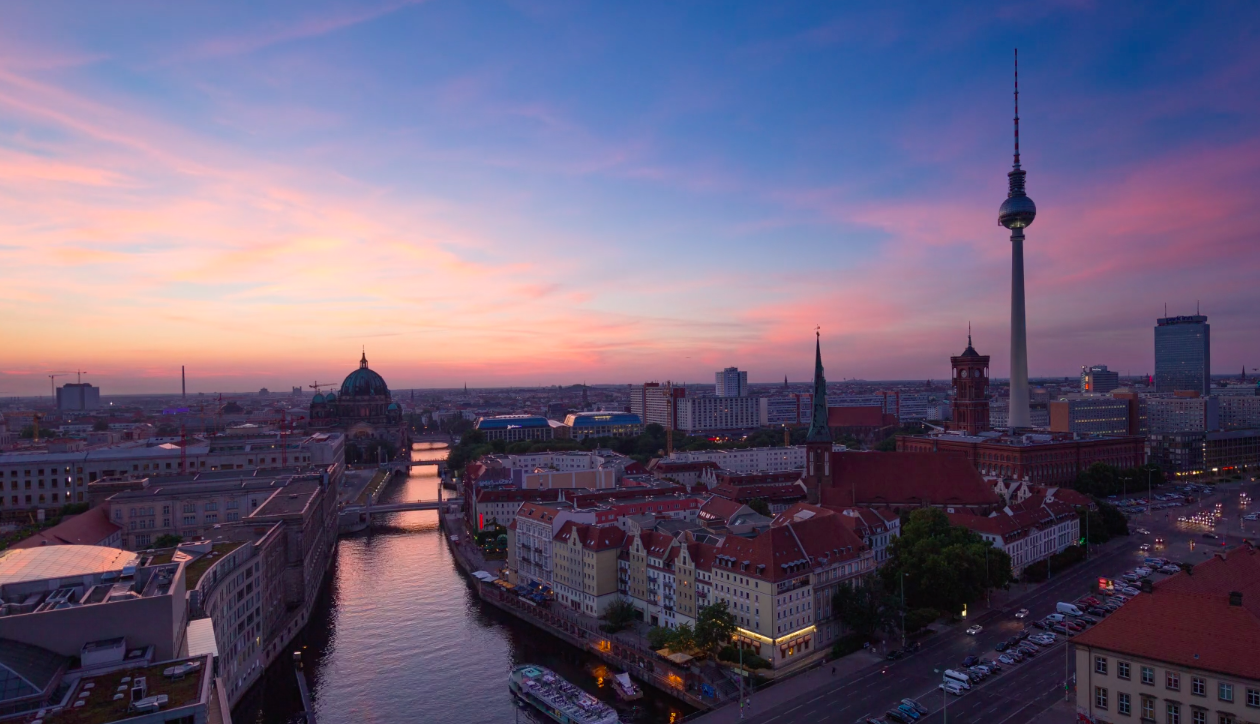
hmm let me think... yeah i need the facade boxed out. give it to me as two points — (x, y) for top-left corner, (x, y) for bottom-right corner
(56, 383), (101, 411)
(836, 507), (901, 564)
(563, 412), (643, 440)
(628, 383), (686, 428)
(715, 367), (749, 398)
(667, 446), (809, 474)
(675, 396), (761, 431)
(0, 432), (342, 513)
(1072, 546), (1260, 724)
(1147, 429), (1260, 477)
(1221, 396), (1260, 431)
(551, 522), (626, 616)
(474, 415), (566, 442)
(950, 336), (991, 436)
(1155, 315), (1211, 396)
(308, 352), (403, 431)
(1049, 396), (1132, 436)
(898, 431), (1146, 487)
(760, 393), (813, 426)
(948, 492), (1081, 577)
(1147, 394), (1221, 433)
(1081, 365), (1121, 394)
(472, 488), (560, 531)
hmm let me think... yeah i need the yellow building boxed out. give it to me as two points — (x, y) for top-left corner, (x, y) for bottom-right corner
(551, 522), (626, 616)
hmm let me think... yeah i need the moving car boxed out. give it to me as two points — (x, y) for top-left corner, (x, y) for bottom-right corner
(966, 625), (983, 635)
(1014, 608), (1029, 619)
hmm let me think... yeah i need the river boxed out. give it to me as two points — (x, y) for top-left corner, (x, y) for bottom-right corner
(233, 442), (691, 724)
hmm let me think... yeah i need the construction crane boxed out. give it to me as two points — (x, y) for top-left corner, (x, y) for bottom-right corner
(46, 371), (73, 400)
(308, 381), (338, 393)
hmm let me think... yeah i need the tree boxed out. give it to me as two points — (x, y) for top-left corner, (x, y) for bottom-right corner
(1073, 463), (1165, 498)
(874, 436), (899, 452)
(154, 534), (183, 548)
(747, 498), (771, 516)
(1093, 498), (1130, 538)
(695, 601), (737, 653)
(600, 597), (639, 633)
(92, 419), (111, 432)
(831, 574), (899, 638)
(881, 508), (1012, 616)
(647, 626), (673, 650)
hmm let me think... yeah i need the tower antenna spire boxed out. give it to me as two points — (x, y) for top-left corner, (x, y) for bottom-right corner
(1014, 48), (1020, 168)
(968, 321), (972, 348)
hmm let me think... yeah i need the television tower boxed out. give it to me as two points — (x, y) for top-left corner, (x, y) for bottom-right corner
(998, 49), (1036, 430)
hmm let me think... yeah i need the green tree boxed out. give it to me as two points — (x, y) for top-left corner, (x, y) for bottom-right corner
(747, 498), (771, 516)
(695, 601), (737, 653)
(646, 626), (673, 650)
(1092, 498), (1130, 537)
(831, 574), (900, 638)
(1080, 507), (1111, 545)
(671, 623), (697, 652)
(154, 534), (183, 548)
(881, 508), (1012, 616)
(600, 597), (640, 633)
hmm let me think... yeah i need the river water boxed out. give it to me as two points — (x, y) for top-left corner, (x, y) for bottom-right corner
(233, 443), (690, 724)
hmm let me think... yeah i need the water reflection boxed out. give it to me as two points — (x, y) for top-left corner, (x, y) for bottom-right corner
(232, 442), (690, 724)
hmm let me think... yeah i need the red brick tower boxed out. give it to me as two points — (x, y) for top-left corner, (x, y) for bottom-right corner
(951, 330), (991, 436)
(804, 332), (832, 503)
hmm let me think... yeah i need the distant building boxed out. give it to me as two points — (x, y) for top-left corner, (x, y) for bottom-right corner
(474, 415), (567, 442)
(898, 431), (1146, 486)
(563, 412), (643, 440)
(1147, 428), (1260, 477)
(950, 335), (991, 435)
(56, 383), (100, 411)
(1080, 365), (1120, 394)
(1155, 315), (1210, 395)
(760, 393), (812, 426)
(1049, 396), (1132, 436)
(628, 383), (686, 428)
(1146, 394), (1220, 433)
(675, 395), (760, 431)
(308, 352), (404, 455)
(714, 367), (749, 397)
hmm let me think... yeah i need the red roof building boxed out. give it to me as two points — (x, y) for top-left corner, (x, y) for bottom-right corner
(11, 507), (122, 549)
(897, 431), (1146, 486)
(818, 451), (1002, 513)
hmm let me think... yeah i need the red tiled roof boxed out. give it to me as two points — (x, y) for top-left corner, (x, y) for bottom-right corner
(1073, 546), (1260, 680)
(712, 484), (806, 502)
(820, 452), (1000, 509)
(714, 470), (802, 487)
(698, 496), (747, 523)
(712, 503), (866, 583)
(827, 406), (887, 428)
(12, 507), (121, 549)
(554, 521), (626, 551)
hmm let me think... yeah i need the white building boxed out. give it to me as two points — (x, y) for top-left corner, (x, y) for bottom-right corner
(948, 494), (1081, 578)
(760, 394), (812, 426)
(715, 367), (749, 397)
(676, 396), (760, 431)
(1146, 395), (1220, 433)
(1219, 395), (1260, 430)
(668, 446), (808, 473)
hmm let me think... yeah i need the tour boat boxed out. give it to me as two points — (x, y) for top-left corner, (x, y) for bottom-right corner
(509, 665), (621, 724)
(610, 672), (642, 701)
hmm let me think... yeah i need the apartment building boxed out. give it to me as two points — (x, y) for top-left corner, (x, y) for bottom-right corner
(948, 492), (1082, 577)
(551, 522), (626, 616)
(1073, 546), (1260, 724)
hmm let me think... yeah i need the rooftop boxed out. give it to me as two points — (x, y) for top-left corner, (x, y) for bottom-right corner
(251, 478), (322, 517)
(184, 542), (247, 589)
(55, 656), (209, 724)
(0, 546), (135, 587)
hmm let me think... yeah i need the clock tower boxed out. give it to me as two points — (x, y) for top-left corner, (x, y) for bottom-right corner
(950, 329), (991, 436)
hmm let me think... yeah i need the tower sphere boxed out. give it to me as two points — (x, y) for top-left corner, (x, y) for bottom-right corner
(998, 190), (1036, 229)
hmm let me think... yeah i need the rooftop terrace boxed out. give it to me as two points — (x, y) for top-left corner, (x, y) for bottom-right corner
(184, 542), (247, 590)
(54, 656), (208, 724)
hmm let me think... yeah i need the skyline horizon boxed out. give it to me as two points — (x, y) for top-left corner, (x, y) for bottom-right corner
(2, 4), (1258, 395)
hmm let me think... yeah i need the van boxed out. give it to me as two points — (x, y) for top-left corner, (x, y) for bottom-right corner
(942, 670), (972, 689)
(1045, 613), (1066, 623)
(1056, 602), (1083, 616)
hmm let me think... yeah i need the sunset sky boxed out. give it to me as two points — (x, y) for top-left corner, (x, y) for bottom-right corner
(2, 2), (1258, 395)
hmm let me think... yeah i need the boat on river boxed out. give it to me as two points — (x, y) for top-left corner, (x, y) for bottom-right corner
(509, 664), (621, 724)
(610, 672), (642, 701)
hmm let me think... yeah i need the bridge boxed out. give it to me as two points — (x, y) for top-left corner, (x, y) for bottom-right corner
(347, 498), (463, 514)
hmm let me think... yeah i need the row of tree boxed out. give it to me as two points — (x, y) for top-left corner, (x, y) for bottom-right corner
(1073, 462), (1166, 499)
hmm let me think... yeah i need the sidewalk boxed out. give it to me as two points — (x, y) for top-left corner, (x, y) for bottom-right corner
(688, 647), (883, 723)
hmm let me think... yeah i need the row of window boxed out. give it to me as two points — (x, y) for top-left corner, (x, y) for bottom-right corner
(1093, 656), (1256, 704)
(4, 493), (80, 505)
(1094, 687), (1246, 723)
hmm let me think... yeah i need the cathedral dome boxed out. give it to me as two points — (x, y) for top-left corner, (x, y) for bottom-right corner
(340, 352), (390, 398)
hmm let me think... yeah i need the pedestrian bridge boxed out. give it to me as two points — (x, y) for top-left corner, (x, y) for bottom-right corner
(343, 497), (463, 515)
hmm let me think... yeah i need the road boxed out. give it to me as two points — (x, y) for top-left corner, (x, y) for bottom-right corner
(736, 476), (1260, 724)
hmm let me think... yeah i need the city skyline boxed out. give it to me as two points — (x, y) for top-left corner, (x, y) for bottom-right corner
(2, 3), (1259, 393)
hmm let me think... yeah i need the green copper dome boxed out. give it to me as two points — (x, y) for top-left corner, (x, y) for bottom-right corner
(340, 352), (390, 398)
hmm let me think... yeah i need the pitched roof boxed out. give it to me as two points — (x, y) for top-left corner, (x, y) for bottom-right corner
(827, 406), (887, 428)
(712, 504), (866, 582)
(820, 452), (1000, 509)
(1072, 546), (1260, 680)
(697, 496), (747, 524)
(554, 521), (626, 551)
(11, 507), (121, 549)
(711, 483), (807, 502)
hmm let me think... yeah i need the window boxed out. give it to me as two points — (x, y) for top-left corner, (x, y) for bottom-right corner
(1167, 702), (1180, 724)
(183, 503), (195, 513)
(1218, 715), (1233, 724)
(205, 514), (218, 523)
(183, 515), (196, 526)
(1142, 697), (1156, 721)
(1167, 672), (1180, 691)
(1192, 677), (1206, 697)
(1247, 688), (1260, 708)
(1219, 683), (1234, 703)
(1142, 667), (1156, 685)
(1096, 656), (1109, 675)
(1119, 659), (1131, 679)
(1192, 712), (1205, 724)
(1096, 687), (1109, 710)
(1118, 692), (1131, 716)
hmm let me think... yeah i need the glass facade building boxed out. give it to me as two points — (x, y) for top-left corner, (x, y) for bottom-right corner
(1154, 315), (1210, 395)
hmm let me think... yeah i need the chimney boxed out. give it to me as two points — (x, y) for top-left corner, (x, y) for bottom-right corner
(1229, 591), (1243, 607)
(1140, 579), (1153, 594)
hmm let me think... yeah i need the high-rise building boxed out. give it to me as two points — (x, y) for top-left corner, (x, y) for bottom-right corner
(56, 383), (101, 411)
(714, 367), (748, 397)
(675, 397), (760, 431)
(950, 333), (991, 436)
(628, 383), (686, 428)
(998, 50), (1037, 430)
(1048, 396), (1131, 435)
(1080, 365), (1120, 394)
(1155, 315), (1210, 395)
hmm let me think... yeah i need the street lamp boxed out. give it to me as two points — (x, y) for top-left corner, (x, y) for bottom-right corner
(900, 573), (907, 649)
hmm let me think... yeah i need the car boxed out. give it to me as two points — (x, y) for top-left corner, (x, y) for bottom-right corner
(1139, 543), (1151, 551)
(995, 641), (1009, 652)
(1015, 608), (1029, 619)
(885, 710), (909, 724)
(1136, 527), (1150, 534)
(1204, 533), (1219, 539)
(902, 699), (928, 715)
(1075, 615), (1099, 625)
(939, 682), (965, 696)
(1088, 607), (1108, 617)
(982, 659), (1002, 672)
(1121, 586), (1141, 595)
(1082, 597), (1102, 606)
(1064, 621), (1085, 632)
(998, 654), (1016, 665)
(1031, 620), (1047, 630)
(1009, 649), (1025, 662)
(896, 704), (922, 720)
(1017, 644), (1038, 657)
(968, 667), (989, 680)
(966, 625), (983, 635)
(1031, 635), (1056, 646)
(1050, 624), (1070, 635)
(886, 649), (902, 660)
(963, 655), (980, 667)
(866, 719), (886, 724)
(1017, 630), (1031, 641)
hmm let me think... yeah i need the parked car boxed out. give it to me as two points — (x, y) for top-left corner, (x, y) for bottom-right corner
(966, 625), (983, 635)
(963, 655), (980, 667)
(968, 666), (989, 680)
(1031, 620), (1048, 630)
(1014, 608), (1029, 618)
(998, 654), (1016, 665)
(1050, 624), (1070, 635)
(1017, 630), (1031, 641)
(939, 681), (965, 696)
(885, 709), (909, 724)
(902, 699), (928, 715)
(982, 659), (1002, 672)
(896, 703), (921, 720)
(1121, 586), (1141, 596)
(994, 642), (1009, 652)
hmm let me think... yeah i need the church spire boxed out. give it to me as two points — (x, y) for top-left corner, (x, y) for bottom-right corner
(806, 330), (832, 443)
(360, 348), (368, 369)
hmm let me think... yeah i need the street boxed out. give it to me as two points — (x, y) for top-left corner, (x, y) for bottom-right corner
(703, 476), (1259, 724)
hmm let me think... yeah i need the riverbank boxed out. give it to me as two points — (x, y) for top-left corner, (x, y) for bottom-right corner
(441, 510), (728, 712)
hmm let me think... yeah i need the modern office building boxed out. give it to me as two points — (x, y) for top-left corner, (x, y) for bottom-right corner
(562, 412), (643, 440)
(675, 395), (761, 431)
(628, 383), (686, 429)
(760, 393), (813, 426)
(1080, 365), (1120, 394)
(473, 415), (567, 442)
(56, 383), (101, 411)
(714, 367), (749, 398)
(1048, 396), (1132, 436)
(1146, 394), (1221, 433)
(1155, 315), (1211, 395)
